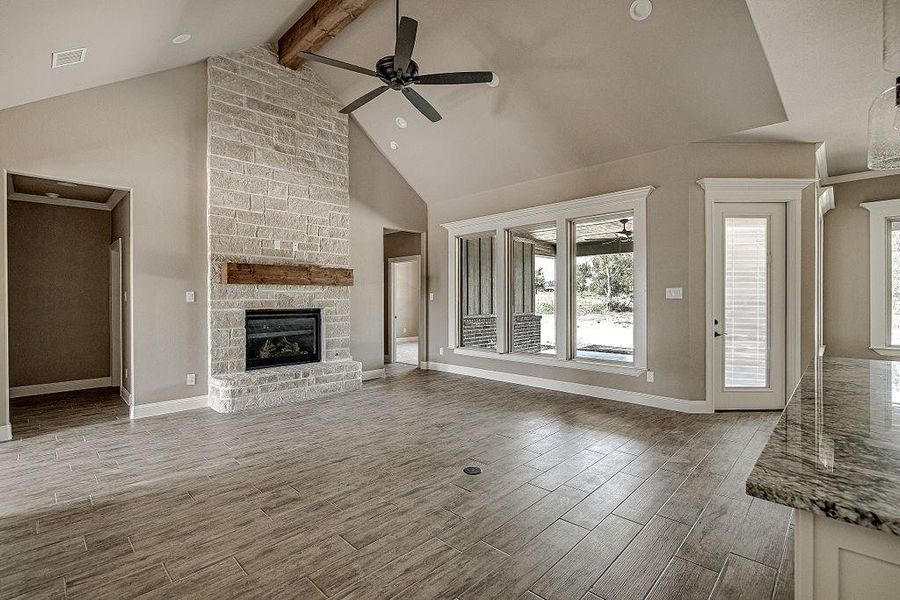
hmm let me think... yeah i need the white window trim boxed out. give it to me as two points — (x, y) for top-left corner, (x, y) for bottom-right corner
(443, 186), (653, 376)
(862, 198), (900, 356)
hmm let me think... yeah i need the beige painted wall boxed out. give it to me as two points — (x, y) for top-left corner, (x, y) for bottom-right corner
(349, 120), (427, 372)
(427, 142), (817, 402)
(111, 194), (132, 393)
(823, 174), (900, 359)
(7, 202), (111, 387)
(0, 62), (208, 423)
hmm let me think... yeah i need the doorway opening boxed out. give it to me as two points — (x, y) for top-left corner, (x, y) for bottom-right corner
(3, 171), (132, 438)
(384, 230), (425, 371)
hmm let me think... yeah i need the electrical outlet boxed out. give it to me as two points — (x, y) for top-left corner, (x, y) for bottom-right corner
(402, 327), (407, 334)
(439, 347), (444, 355)
(429, 292), (434, 301)
(186, 373), (196, 385)
(665, 287), (683, 300)
(185, 291), (195, 303)
(273, 240), (281, 250)
(646, 370), (654, 383)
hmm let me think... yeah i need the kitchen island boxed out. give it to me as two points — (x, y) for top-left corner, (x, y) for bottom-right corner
(747, 357), (900, 599)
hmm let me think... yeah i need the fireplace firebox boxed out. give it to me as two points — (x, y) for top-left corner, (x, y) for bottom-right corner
(245, 309), (321, 370)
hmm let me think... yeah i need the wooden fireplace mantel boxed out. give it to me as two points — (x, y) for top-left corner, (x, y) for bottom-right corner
(219, 262), (353, 286)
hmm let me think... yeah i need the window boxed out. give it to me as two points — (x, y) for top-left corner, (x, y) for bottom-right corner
(507, 222), (557, 355)
(862, 198), (900, 356)
(457, 232), (496, 351)
(573, 213), (635, 363)
(445, 187), (650, 375)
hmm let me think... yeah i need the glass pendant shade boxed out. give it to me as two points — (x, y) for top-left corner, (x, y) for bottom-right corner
(868, 80), (900, 170)
(868, 0), (900, 169)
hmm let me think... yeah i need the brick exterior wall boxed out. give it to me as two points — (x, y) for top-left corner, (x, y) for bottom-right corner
(206, 46), (361, 412)
(461, 315), (497, 349)
(461, 313), (543, 353)
(511, 313), (542, 353)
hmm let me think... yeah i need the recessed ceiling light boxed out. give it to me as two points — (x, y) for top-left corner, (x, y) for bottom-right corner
(172, 34), (192, 45)
(389, 141), (399, 150)
(629, 0), (652, 21)
(56, 181), (77, 187)
(45, 192), (60, 199)
(395, 116), (408, 129)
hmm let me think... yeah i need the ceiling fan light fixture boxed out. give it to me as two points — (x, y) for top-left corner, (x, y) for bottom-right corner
(629, 0), (652, 21)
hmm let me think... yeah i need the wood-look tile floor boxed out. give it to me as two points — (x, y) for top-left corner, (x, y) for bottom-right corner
(1, 369), (793, 599)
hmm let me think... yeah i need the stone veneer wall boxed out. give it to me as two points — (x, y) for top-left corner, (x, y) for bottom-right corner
(206, 46), (361, 412)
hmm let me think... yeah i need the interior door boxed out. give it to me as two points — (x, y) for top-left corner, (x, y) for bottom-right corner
(712, 202), (786, 410)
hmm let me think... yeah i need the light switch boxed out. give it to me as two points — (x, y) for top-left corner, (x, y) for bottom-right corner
(185, 291), (195, 303)
(665, 287), (683, 300)
(273, 240), (281, 250)
(429, 292), (434, 301)
(186, 373), (196, 385)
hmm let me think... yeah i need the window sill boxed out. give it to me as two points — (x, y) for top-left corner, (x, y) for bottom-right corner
(870, 346), (900, 358)
(450, 347), (645, 377)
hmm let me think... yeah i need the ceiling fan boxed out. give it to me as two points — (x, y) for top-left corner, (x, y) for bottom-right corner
(600, 219), (633, 245)
(297, 0), (495, 122)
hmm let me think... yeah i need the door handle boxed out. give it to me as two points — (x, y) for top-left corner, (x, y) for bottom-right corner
(714, 331), (728, 337)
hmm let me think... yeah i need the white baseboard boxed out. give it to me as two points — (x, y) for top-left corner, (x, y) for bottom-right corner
(120, 387), (133, 406)
(130, 395), (208, 419)
(9, 377), (112, 399)
(0, 422), (11, 442)
(362, 369), (385, 381)
(421, 361), (712, 414)
(396, 336), (419, 343)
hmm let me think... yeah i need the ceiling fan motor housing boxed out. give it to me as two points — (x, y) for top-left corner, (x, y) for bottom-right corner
(377, 56), (418, 88)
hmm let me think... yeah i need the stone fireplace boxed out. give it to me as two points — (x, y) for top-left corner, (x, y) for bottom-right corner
(206, 46), (362, 413)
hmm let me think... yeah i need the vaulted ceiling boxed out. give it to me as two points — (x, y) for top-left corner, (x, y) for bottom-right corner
(310, 0), (786, 202)
(0, 0), (888, 202)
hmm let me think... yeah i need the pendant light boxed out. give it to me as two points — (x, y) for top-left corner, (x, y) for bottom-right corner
(868, 0), (900, 169)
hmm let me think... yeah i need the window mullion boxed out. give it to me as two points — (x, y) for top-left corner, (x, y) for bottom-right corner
(556, 218), (570, 361)
(495, 225), (508, 354)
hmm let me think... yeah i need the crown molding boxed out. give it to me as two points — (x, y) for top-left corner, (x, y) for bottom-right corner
(822, 169), (900, 186)
(8, 192), (113, 211)
(441, 186), (655, 233)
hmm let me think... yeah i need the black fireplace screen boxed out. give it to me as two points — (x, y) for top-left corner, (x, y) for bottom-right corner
(245, 309), (321, 370)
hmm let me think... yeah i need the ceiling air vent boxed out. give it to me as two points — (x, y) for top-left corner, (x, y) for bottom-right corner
(51, 47), (86, 68)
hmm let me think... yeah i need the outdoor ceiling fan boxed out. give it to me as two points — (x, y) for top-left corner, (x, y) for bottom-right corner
(297, 0), (496, 122)
(600, 219), (633, 246)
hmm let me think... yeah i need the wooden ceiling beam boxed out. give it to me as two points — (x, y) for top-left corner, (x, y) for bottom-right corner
(278, 0), (377, 70)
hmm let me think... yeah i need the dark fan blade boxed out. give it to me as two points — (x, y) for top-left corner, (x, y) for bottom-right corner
(415, 71), (494, 85)
(394, 16), (418, 75)
(402, 87), (441, 122)
(299, 51), (378, 77)
(340, 86), (390, 114)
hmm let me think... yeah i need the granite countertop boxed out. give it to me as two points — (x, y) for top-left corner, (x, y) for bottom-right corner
(747, 357), (900, 536)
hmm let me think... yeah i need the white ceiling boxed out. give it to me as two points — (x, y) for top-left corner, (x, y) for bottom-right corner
(719, 0), (893, 177)
(311, 0), (786, 202)
(0, 0), (315, 111)
(0, 0), (886, 198)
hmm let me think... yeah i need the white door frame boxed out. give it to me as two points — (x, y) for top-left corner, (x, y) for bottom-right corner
(109, 239), (123, 389)
(2, 169), (133, 441)
(387, 255), (422, 365)
(700, 178), (815, 410)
